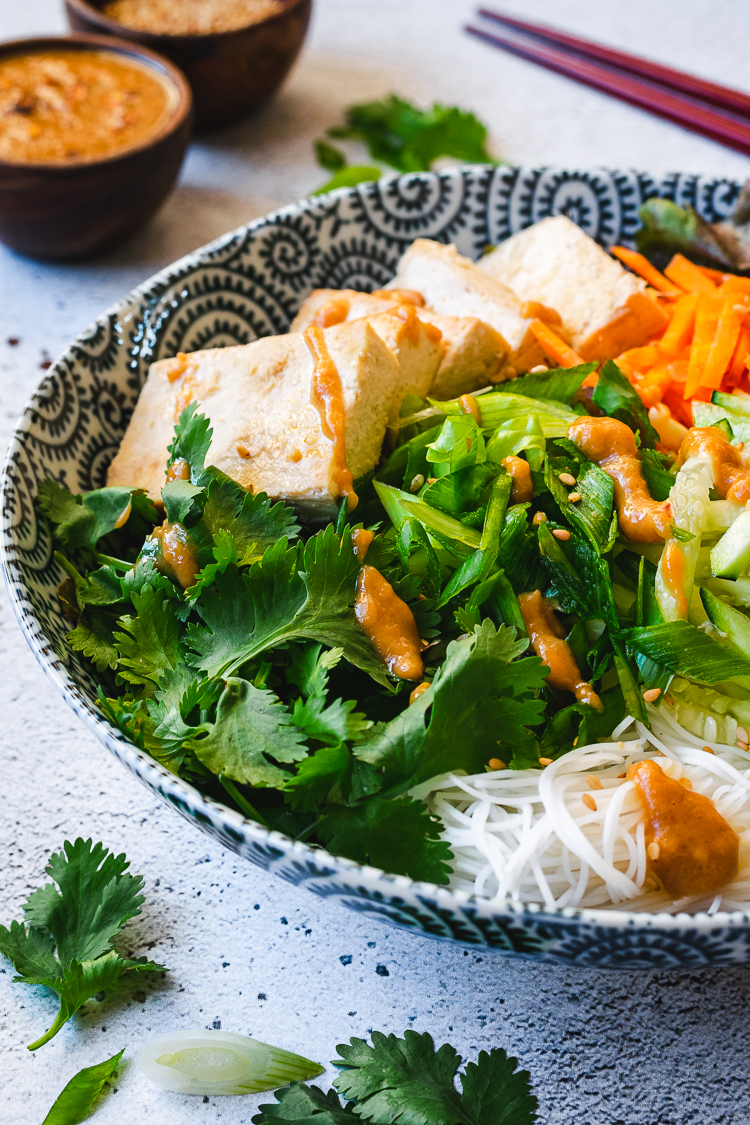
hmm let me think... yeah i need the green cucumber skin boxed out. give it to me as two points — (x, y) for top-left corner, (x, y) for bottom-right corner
(710, 509), (750, 579)
(701, 587), (750, 655)
(712, 391), (750, 417)
(693, 402), (750, 443)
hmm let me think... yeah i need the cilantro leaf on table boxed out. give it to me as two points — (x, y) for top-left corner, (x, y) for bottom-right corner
(357, 621), (547, 791)
(327, 95), (497, 173)
(42, 1049), (124, 1125)
(0, 839), (164, 1050)
(187, 527), (392, 686)
(254, 1083), (360, 1123)
(38, 481), (155, 552)
(167, 402), (213, 483)
(188, 677), (308, 788)
(114, 587), (181, 689)
(317, 796), (453, 884)
(333, 1030), (538, 1125)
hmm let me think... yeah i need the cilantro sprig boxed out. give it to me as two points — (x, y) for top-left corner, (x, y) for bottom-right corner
(254, 1030), (537, 1124)
(0, 839), (165, 1050)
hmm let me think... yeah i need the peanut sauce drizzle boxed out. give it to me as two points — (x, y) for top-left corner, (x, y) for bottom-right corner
(311, 296), (350, 328)
(351, 527), (374, 562)
(303, 325), (357, 511)
(631, 759), (739, 899)
(518, 590), (603, 710)
(354, 565), (424, 681)
(678, 426), (750, 503)
(502, 455), (533, 503)
(371, 288), (425, 306)
(165, 457), (191, 483)
(661, 538), (689, 618)
(152, 520), (200, 589)
(568, 416), (670, 542)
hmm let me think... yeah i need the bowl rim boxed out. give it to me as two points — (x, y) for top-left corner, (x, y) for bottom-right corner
(0, 32), (193, 170)
(4, 166), (750, 939)
(64, 0), (311, 44)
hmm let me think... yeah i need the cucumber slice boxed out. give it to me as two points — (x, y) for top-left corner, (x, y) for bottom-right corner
(710, 508), (750, 578)
(712, 390), (750, 417)
(701, 587), (750, 655)
(693, 401), (750, 444)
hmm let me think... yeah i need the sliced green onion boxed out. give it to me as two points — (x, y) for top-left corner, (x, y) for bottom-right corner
(136, 1030), (323, 1095)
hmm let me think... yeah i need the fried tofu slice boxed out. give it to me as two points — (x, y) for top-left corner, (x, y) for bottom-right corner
(107, 320), (405, 519)
(479, 215), (668, 361)
(292, 286), (506, 398)
(386, 238), (551, 375)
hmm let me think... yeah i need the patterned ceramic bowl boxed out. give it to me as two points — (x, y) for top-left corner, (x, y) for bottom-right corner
(5, 165), (750, 969)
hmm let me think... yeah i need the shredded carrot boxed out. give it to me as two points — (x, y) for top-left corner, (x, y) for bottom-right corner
(665, 254), (718, 295)
(684, 294), (725, 397)
(728, 325), (750, 386)
(520, 301), (564, 326)
(610, 246), (681, 295)
(702, 299), (744, 390)
(720, 276), (750, 298)
(528, 318), (584, 368)
(662, 381), (694, 427)
(697, 264), (728, 284)
(658, 292), (698, 357)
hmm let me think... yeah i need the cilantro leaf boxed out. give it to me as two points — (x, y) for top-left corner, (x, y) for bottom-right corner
(285, 744), (353, 812)
(592, 361), (659, 448)
(187, 528), (392, 686)
(254, 1083), (360, 1124)
(114, 587), (181, 688)
(358, 621), (547, 791)
(167, 403), (212, 483)
(200, 469), (300, 563)
(147, 663), (217, 762)
(161, 479), (204, 526)
(317, 797), (453, 884)
(42, 1049), (124, 1125)
(188, 677), (308, 788)
(0, 839), (164, 1050)
(39, 481), (153, 551)
(287, 644), (371, 746)
(68, 609), (119, 673)
(329, 95), (496, 172)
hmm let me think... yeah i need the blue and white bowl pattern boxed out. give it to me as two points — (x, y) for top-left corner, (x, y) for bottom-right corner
(4, 165), (749, 969)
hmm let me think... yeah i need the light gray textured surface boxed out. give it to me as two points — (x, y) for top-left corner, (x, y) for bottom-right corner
(3, 2), (750, 1122)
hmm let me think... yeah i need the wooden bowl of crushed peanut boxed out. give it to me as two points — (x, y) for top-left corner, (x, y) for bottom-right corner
(0, 33), (192, 259)
(65, 0), (312, 130)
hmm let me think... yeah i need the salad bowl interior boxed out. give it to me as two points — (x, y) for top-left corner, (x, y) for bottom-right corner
(6, 164), (750, 970)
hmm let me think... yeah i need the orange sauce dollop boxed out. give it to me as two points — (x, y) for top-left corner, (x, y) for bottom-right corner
(354, 565), (424, 681)
(304, 325), (357, 511)
(679, 426), (750, 504)
(632, 759), (739, 899)
(502, 455), (533, 503)
(0, 51), (175, 164)
(518, 589), (603, 710)
(568, 416), (670, 542)
(152, 520), (200, 589)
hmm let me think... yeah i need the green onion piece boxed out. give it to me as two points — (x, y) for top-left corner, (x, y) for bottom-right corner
(136, 1030), (324, 1095)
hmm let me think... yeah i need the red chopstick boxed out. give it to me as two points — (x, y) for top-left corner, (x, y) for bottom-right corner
(466, 23), (750, 157)
(476, 8), (750, 120)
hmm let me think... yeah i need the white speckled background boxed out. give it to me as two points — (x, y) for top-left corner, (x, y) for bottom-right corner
(3, 2), (750, 1122)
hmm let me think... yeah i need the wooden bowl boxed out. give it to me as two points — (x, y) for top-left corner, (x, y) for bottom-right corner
(0, 34), (192, 260)
(65, 0), (312, 130)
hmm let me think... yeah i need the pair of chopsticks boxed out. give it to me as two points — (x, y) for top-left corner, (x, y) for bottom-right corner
(467, 8), (750, 156)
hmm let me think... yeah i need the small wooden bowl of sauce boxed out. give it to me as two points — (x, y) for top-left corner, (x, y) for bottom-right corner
(65, 0), (312, 130)
(0, 34), (192, 259)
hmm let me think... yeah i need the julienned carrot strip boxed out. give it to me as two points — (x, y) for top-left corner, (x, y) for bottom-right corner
(720, 276), (750, 297)
(684, 294), (725, 397)
(658, 292), (698, 357)
(665, 254), (718, 295)
(697, 265), (728, 284)
(610, 246), (681, 294)
(528, 318), (584, 368)
(728, 325), (750, 387)
(663, 381), (694, 428)
(616, 344), (662, 377)
(702, 300), (743, 390)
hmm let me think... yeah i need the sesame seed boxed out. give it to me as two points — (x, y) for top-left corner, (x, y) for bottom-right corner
(529, 364), (549, 374)
(587, 775), (603, 790)
(568, 491), (581, 502)
(532, 511), (548, 525)
(617, 741), (625, 750)
(664, 692), (675, 706)
(702, 745), (715, 755)
(538, 757), (553, 766)
(488, 757), (506, 770)
(552, 528), (571, 540)
(647, 842), (660, 861)
(582, 792), (596, 811)
(642, 687), (662, 703)
(739, 740), (749, 753)
(409, 474), (424, 493)
(737, 725), (749, 743)
(680, 777), (692, 789)
(559, 472), (577, 486)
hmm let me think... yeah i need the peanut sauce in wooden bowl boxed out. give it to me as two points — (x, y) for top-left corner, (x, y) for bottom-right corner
(0, 49), (176, 165)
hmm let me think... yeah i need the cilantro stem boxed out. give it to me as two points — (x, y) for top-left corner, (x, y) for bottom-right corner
(54, 551), (83, 584)
(95, 552), (132, 571)
(335, 496), (348, 537)
(219, 778), (272, 829)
